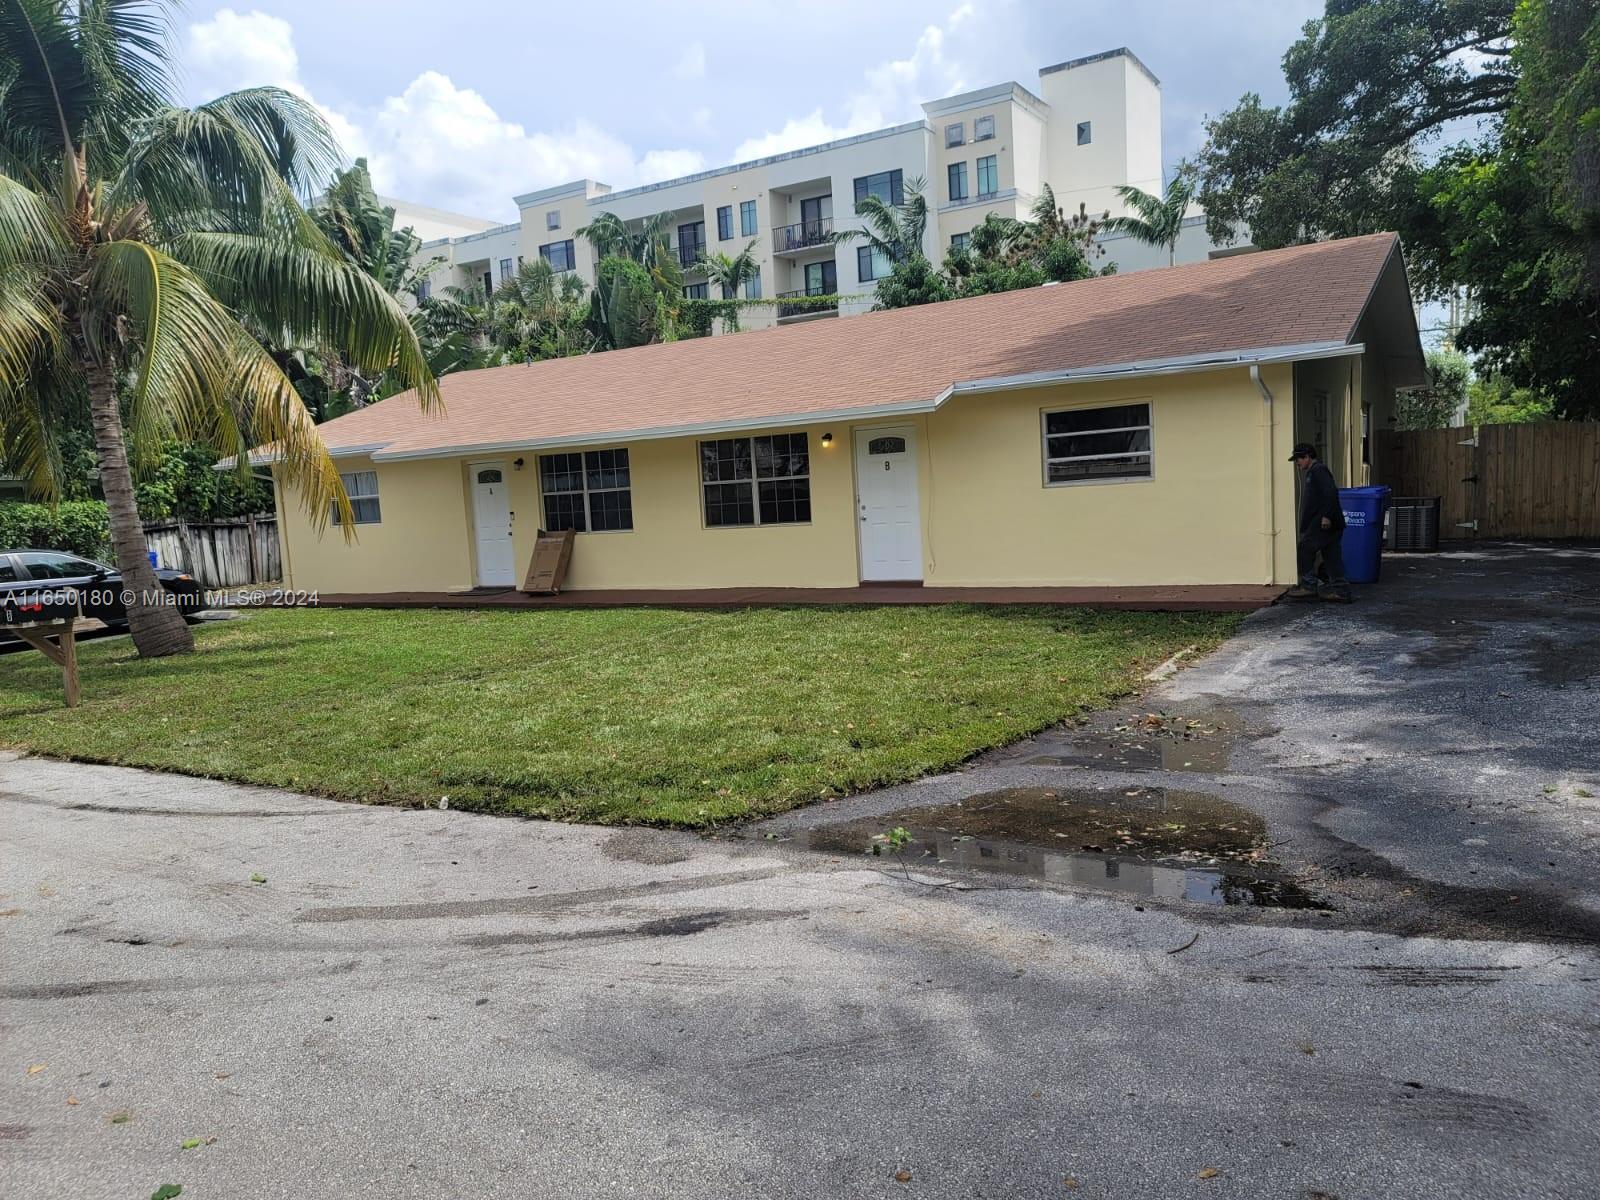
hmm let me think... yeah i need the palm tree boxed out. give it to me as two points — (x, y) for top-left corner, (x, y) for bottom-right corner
(828, 176), (932, 264)
(489, 258), (592, 360)
(0, 0), (435, 657)
(1101, 176), (1195, 266)
(698, 237), (761, 330)
(576, 210), (675, 270)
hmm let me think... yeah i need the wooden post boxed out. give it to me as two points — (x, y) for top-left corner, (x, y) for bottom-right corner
(15, 619), (80, 708)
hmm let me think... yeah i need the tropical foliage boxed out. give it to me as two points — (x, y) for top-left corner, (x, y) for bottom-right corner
(1194, 0), (1598, 419)
(1101, 177), (1195, 266)
(0, 0), (436, 655)
(943, 187), (1113, 298)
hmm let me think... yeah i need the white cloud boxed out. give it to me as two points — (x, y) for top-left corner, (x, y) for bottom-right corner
(674, 41), (707, 81)
(731, 5), (973, 161)
(182, 10), (707, 220)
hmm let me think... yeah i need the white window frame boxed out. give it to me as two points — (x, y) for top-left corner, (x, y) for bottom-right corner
(1040, 402), (1154, 487)
(698, 434), (811, 529)
(332, 470), (381, 524)
(546, 209), (561, 230)
(974, 114), (996, 141)
(538, 448), (633, 534)
(944, 121), (965, 147)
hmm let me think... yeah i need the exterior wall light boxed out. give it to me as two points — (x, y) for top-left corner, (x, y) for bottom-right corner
(513, 457), (525, 469)
(821, 432), (834, 447)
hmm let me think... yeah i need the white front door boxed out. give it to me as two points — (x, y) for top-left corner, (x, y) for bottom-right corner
(855, 427), (922, 581)
(470, 462), (515, 587)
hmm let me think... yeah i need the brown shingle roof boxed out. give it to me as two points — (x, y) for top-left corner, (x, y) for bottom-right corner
(308, 233), (1403, 461)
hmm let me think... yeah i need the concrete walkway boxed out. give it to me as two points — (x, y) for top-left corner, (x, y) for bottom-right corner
(3, 543), (1597, 1199)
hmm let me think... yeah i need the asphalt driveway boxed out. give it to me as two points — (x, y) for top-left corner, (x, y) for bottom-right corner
(3, 542), (1597, 1199)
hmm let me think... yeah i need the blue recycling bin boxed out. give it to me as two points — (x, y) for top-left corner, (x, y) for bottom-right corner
(1339, 485), (1390, 584)
(147, 549), (159, 569)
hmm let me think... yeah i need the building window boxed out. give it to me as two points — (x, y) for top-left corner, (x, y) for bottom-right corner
(740, 200), (757, 237)
(946, 161), (968, 203)
(1077, 121), (1092, 145)
(699, 434), (810, 527)
(539, 239), (576, 272)
(853, 169), (904, 208)
(331, 470), (381, 524)
(974, 114), (995, 141)
(539, 449), (633, 533)
(803, 259), (836, 294)
(499, 257), (514, 282)
(976, 155), (998, 198)
(950, 232), (970, 252)
(717, 205), (733, 241)
(857, 244), (892, 282)
(743, 271), (762, 300)
(416, 277), (432, 302)
(1043, 403), (1152, 484)
(678, 220), (706, 266)
(944, 122), (964, 147)
(546, 210), (561, 230)
(684, 282), (709, 300)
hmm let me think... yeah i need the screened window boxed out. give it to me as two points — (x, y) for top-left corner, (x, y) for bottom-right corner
(539, 239), (576, 272)
(717, 205), (733, 241)
(944, 121), (964, 147)
(974, 114), (996, 141)
(699, 434), (810, 527)
(1076, 120), (1092, 146)
(976, 155), (998, 198)
(1043, 404), (1152, 483)
(539, 449), (632, 533)
(857, 244), (892, 282)
(740, 200), (758, 236)
(332, 470), (381, 524)
(853, 169), (904, 208)
(947, 161), (968, 202)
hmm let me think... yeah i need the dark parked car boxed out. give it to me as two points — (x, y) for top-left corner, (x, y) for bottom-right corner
(0, 550), (209, 630)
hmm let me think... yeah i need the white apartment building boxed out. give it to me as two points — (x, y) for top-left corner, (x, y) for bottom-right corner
(406, 48), (1227, 328)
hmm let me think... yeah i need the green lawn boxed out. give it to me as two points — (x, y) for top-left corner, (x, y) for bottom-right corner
(0, 605), (1238, 826)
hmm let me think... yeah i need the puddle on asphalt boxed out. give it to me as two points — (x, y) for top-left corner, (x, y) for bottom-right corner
(1021, 709), (1241, 774)
(804, 786), (1327, 909)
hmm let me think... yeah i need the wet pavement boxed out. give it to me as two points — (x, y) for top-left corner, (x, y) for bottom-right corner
(4, 542), (1599, 1199)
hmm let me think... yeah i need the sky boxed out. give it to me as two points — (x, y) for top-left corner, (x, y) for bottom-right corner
(175, 0), (1324, 222)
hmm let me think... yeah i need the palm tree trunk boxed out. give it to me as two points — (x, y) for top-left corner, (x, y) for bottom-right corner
(84, 356), (194, 658)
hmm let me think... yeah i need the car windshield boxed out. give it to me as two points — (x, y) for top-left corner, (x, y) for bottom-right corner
(16, 552), (106, 580)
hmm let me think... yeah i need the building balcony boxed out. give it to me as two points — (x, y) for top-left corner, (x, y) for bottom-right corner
(773, 218), (833, 255)
(776, 290), (839, 322)
(677, 237), (707, 268)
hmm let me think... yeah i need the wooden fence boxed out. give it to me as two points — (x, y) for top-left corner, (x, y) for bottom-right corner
(143, 514), (279, 587)
(1381, 422), (1600, 540)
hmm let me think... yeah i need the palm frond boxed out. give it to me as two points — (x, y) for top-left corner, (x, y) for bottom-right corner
(0, 263), (63, 400)
(0, 170), (66, 271)
(88, 236), (354, 529)
(171, 230), (439, 410)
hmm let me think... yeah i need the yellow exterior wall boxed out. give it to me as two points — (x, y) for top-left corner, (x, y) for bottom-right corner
(278, 365), (1313, 594)
(277, 455), (474, 594)
(922, 367), (1296, 587)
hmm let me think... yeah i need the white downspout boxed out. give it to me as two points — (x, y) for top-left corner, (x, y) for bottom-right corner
(1251, 363), (1277, 585)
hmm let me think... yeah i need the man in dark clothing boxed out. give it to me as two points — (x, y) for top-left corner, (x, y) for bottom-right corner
(1287, 442), (1352, 602)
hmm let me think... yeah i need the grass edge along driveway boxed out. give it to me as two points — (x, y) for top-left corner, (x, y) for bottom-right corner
(0, 605), (1239, 826)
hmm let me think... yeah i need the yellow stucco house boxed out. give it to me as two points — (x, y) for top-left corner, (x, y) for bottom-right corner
(266, 233), (1424, 598)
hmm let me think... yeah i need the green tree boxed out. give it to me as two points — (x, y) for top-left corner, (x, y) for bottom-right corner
(1195, 1), (1518, 249)
(587, 257), (664, 349)
(1101, 177), (1195, 266)
(828, 177), (949, 310)
(1466, 371), (1554, 424)
(943, 189), (1111, 298)
(699, 237), (761, 329)
(1396, 349), (1470, 429)
(489, 257), (592, 360)
(0, 0), (435, 656)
